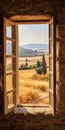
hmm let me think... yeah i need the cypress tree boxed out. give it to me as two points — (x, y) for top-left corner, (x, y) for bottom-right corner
(42, 53), (47, 74)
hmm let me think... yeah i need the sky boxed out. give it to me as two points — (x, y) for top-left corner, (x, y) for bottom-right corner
(18, 24), (49, 46)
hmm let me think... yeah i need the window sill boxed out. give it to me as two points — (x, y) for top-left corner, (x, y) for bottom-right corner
(14, 104), (53, 115)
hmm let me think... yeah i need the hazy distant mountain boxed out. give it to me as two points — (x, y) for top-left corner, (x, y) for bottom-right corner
(22, 43), (48, 52)
(19, 43), (48, 57)
(6, 42), (48, 57)
(19, 47), (40, 57)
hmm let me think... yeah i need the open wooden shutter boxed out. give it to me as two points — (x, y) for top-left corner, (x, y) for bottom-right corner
(49, 17), (56, 115)
(3, 17), (19, 114)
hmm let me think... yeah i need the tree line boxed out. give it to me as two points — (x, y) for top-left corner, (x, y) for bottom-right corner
(19, 53), (47, 75)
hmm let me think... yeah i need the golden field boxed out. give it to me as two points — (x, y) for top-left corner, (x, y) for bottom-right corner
(19, 69), (49, 105)
(19, 55), (49, 67)
(19, 55), (49, 105)
(6, 55), (49, 107)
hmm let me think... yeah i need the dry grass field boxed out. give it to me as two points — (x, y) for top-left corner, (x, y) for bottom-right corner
(19, 55), (49, 67)
(19, 55), (49, 105)
(6, 55), (49, 107)
(19, 69), (49, 105)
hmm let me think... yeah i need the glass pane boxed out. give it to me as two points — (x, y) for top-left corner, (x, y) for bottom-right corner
(6, 75), (13, 91)
(6, 40), (12, 55)
(7, 92), (14, 109)
(6, 58), (12, 73)
(6, 26), (12, 38)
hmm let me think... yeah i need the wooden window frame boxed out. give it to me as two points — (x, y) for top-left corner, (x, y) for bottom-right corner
(3, 16), (56, 115)
(3, 17), (19, 114)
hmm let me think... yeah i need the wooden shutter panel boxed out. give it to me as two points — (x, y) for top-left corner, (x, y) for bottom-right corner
(49, 17), (56, 115)
(3, 17), (19, 114)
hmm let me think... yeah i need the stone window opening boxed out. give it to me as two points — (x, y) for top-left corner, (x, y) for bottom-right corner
(3, 16), (56, 115)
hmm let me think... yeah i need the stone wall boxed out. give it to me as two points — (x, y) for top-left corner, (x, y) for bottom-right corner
(0, 112), (65, 130)
(0, 16), (65, 130)
(57, 25), (65, 113)
(0, 17), (4, 113)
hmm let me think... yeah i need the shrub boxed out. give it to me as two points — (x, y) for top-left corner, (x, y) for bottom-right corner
(19, 64), (29, 70)
(37, 60), (41, 68)
(19, 64), (37, 70)
(36, 67), (42, 74)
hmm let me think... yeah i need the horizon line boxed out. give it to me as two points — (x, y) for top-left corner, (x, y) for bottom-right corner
(19, 43), (48, 46)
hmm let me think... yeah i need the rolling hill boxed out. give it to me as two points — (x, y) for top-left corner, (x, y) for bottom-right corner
(19, 47), (38, 57)
(22, 43), (48, 51)
(6, 42), (49, 57)
(19, 43), (48, 57)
